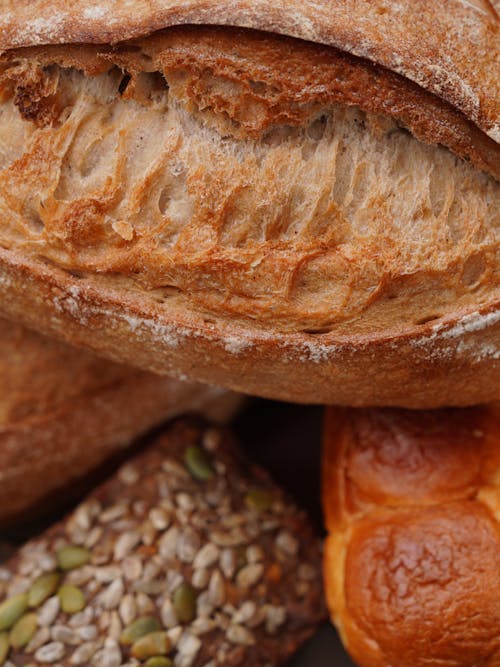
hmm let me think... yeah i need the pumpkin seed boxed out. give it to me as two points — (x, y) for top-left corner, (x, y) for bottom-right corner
(173, 583), (196, 624)
(145, 658), (173, 667)
(58, 585), (86, 614)
(131, 632), (170, 660)
(0, 632), (9, 663)
(120, 616), (161, 645)
(0, 594), (28, 631)
(245, 487), (274, 512)
(28, 573), (60, 608)
(10, 613), (38, 649)
(184, 446), (214, 481)
(57, 546), (91, 571)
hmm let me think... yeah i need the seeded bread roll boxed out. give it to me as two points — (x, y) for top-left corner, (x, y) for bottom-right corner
(0, 4), (498, 407)
(0, 317), (240, 524)
(0, 417), (325, 667)
(322, 404), (500, 667)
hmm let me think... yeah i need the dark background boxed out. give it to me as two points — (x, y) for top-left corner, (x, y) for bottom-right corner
(235, 400), (355, 667)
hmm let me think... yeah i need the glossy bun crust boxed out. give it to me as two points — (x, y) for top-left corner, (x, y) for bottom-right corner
(323, 405), (500, 667)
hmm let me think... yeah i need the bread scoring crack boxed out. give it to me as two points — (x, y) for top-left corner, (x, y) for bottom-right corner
(0, 26), (498, 335)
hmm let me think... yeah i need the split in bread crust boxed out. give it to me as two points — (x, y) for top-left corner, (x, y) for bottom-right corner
(322, 405), (500, 667)
(0, 26), (497, 406)
(0, 27), (498, 336)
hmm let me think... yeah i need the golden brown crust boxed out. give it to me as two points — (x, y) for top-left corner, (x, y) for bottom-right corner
(0, 27), (497, 407)
(7, 27), (498, 178)
(0, 0), (498, 143)
(0, 248), (498, 408)
(323, 405), (500, 667)
(0, 317), (238, 523)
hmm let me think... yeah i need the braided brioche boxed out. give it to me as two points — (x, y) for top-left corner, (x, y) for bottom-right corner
(323, 405), (500, 667)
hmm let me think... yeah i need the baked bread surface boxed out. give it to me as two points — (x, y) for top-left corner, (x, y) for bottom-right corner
(0, 417), (325, 666)
(0, 22), (498, 406)
(1, 0), (498, 141)
(322, 404), (500, 667)
(0, 317), (234, 523)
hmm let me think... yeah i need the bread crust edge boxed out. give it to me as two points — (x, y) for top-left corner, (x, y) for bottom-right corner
(1, 248), (497, 407)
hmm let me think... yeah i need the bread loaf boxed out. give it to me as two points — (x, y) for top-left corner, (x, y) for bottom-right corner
(322, 404), (500, 667)
(0, 317), (239, 523)
(0, 417), (325, 666)
(0, 3), (498, 407)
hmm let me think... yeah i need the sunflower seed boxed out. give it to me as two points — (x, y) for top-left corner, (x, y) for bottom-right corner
(118, 465), (139, 486)
(275, 531), (299, 557)
(92, 637), (121, 667)
(77, 624), (98, 641)
(193, 544), (219, 570)
(158, 527), (179, 561)
(99, 579), (124, 610)
(37, 597), (60, 627)
(113, 533), (140, 562)
(149, 509), (170, 531)
(122, 557), (142, 582)
(70, 640), (99, 664)
(34, 641), (65, 663)
(68, 607), (94, 628)
(94, 567), (121, 584)
(51, 625), (79, 645)
(226, 624), (255, 646)
(246, 545), (264, 564)
(177, 529), (200, 564)
(232, 601), (257, 625)
(236, 564), (263, 589)
(160, 599), (178, 629)
(176, 632), (201, 665)
(119, 595), (137, 626)
(25, 626), (51, 652)
(208, 570), (225, 607)
(191, 568), (209, 590)
(190, 618), (216, 635)
(219, 549), (236, 579)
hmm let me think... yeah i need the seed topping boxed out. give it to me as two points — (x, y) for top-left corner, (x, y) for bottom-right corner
(57, 547), (91, 572)
(0, 594), (28, 631)
(0, 423), (322, 666)
(184, 446), (215, 481)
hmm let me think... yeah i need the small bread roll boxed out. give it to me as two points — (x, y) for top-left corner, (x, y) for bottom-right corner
(0, 318), (240, 523)
(323, 405), (500, 667)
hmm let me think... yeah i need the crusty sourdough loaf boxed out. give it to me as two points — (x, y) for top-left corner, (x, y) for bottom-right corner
(0, 3), (498, 407)
(322, 404), (500, 667)
(0, 317), (239, 523)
